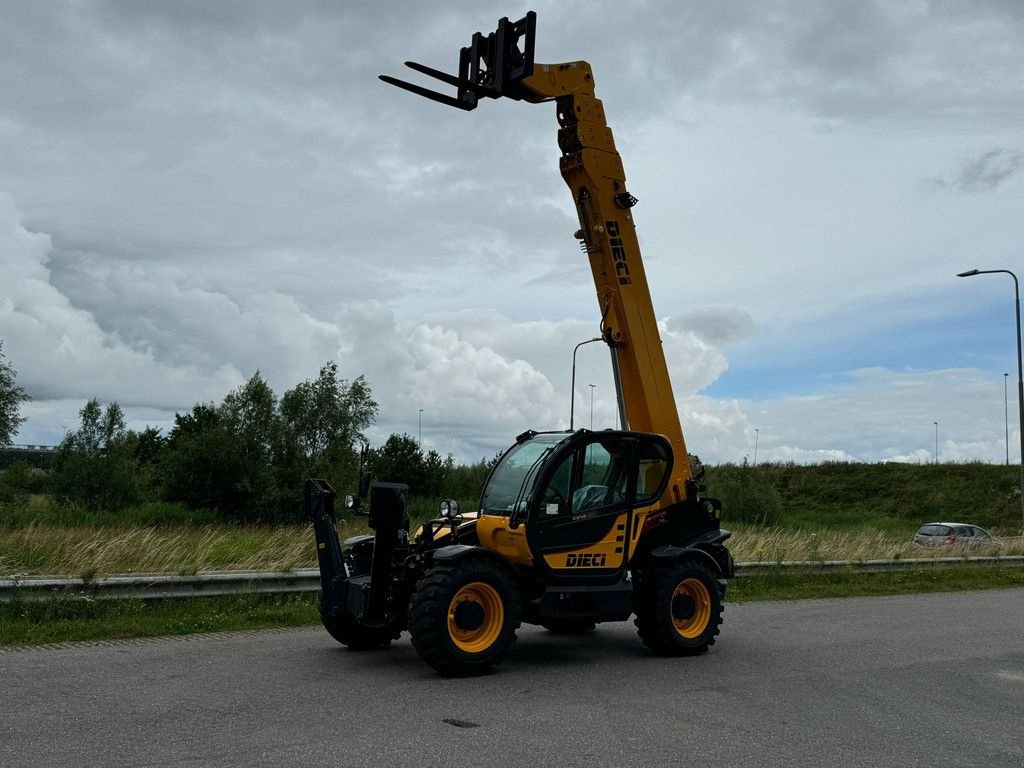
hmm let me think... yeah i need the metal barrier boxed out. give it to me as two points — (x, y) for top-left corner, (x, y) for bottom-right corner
(3, 556), (1023, 602)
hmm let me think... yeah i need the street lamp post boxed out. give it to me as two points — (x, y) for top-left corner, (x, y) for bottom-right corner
(958, 268), (1024, 534)
(569, 337), (603, 430)
(1006, 373), (1010, 466)
(753, 428), (759, 467)
(589, 384), (596, 430)
(934, 421), (939, 465)
(418, 409), (423, 448)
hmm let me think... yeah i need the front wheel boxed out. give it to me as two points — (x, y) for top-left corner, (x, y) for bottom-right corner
(408, 556), (521, 676)
(634, 558), (724, 656)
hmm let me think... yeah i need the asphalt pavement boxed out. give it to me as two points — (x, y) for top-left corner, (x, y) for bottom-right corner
(1, 588), (1022, 768)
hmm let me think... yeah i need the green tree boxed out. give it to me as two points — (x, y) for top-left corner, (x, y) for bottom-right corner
(54, 399), (144, 509)
(445, 453), (502, 502)
(370, 433), (453, 497)
(278, 365), (378, 512)
(279, 366), (376, 463)
(133, 426), (166, 468)
(280, 364), (376, 473)
(0, 341), (30, 446)
(370, 433), (425, 489)
(162, 374), (282, 520)
(161, 403), (240, 512)
(218, 372), (281, 520)
(162, 366), (379, 521)
(0, 459), (44, 503)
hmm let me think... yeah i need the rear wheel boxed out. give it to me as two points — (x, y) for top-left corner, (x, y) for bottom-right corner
(634, 558), (723, 656)
(408, 556), (521, 676)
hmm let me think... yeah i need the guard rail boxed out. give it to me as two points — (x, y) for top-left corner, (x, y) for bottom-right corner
(2, 556), (1023, 602)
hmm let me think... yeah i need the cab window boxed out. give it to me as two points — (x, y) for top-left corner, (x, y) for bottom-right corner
(539, 452), (574, 516)
(480, 433), (566, 515)
(532, 433), (672, 522)
(636, 458), (669, 503)
(572, 440), (632, 515)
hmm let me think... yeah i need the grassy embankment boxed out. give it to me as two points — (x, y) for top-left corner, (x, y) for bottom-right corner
(2, 462), (1023, 646)
(3, 462), (1023, 577)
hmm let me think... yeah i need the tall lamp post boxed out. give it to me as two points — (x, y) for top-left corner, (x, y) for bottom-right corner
(418, 408), (423, 448)
(753, 428), (759, 467)
(1006, 373), (1010, 466)
(933, 421), (939, 465)
(958, 268), (1024, 534)
(589, 384), (596, 429)
(569, 337), (602, 430)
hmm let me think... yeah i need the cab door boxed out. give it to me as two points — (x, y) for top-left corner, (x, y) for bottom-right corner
(526, 433), (670, 581)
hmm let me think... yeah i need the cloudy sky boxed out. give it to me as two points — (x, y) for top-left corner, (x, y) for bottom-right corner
(2, 0), (1023, 465)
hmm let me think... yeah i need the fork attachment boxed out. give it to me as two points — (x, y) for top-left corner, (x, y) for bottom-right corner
(379, 11), (536, 110)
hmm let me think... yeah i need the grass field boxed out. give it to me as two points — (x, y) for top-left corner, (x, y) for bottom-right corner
(2, 522), (1023, 578)
(2, 461), (1023, 579)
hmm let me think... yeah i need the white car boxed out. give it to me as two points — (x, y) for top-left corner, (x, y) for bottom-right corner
(912, 522), (995, 547)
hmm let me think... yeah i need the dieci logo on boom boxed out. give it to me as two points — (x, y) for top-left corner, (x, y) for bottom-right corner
(607, 220), (631, 285)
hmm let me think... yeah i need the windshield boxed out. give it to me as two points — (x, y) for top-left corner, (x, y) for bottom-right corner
(480, 433), (569, 515)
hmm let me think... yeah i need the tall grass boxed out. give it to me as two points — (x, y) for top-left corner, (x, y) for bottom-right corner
(0, 524), (320, 578)
(0, 495), (222, 528)
(727, 524), (1024, 562)
(2, 461), (1023, 578)
(2, 521), (1021, 578)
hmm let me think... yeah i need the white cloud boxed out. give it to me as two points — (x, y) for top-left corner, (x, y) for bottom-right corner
(708, 367), (1018, 466)
(2, 2), (1022, 471)
(0, 193), (242, 409)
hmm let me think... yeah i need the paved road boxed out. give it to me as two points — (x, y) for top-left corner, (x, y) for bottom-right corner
(2, 589), (1022, 768)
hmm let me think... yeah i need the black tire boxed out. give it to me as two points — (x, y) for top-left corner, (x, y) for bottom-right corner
(541, 618), (597, 635)
(408, 556), (521, 676)
(323, 612), (401, 651)
(634, 558), (724, 656)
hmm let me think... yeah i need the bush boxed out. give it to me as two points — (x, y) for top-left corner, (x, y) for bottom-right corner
(706, 463), (784, 526)
(0, 460), (45, 502)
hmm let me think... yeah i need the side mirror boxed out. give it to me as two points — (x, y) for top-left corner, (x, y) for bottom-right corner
(439, 499), (459, 519)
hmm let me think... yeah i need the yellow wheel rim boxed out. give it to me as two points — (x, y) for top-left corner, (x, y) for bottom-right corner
(672, 577), (712, 639)
(447, 582), (504, 653)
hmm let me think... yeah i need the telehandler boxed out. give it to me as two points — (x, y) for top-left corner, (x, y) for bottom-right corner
(308, 11), (733, 675)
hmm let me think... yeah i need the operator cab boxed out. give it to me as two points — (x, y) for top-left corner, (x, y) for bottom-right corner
(481, 430), (672, 521)
(479, 430), (673, 578)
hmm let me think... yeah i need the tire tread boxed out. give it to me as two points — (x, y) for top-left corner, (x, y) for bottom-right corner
(634, 557), (724, 656)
